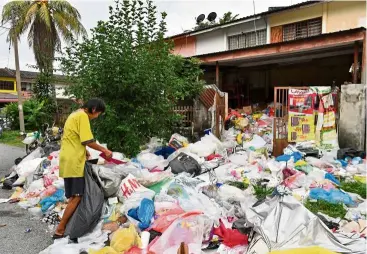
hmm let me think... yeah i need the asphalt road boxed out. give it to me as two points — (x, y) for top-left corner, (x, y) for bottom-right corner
(0, 144), (53, 254)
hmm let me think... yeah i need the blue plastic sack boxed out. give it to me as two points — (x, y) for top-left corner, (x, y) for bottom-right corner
(325, 173), (340, 186)
(309, 188), (354, 206)
(39, 189), (65, 213)
(127, 198), (155, 230)
(276, 152), (302, 163)
(154, 146), (175, 159)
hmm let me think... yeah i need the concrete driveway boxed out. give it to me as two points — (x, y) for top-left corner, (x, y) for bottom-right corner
(0, 144), (53, 254)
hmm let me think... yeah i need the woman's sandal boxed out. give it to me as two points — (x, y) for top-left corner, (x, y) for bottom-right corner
(52, 234), (64, 239)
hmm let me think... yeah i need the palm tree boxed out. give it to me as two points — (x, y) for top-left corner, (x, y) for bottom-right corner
(1, 0), (86, 72)
(219, 12), (239, 24)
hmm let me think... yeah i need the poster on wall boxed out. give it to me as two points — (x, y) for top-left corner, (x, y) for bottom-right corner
(288, 112), (315, 142)
(288, 89), (315, 142)
(288, 88), (314, 114)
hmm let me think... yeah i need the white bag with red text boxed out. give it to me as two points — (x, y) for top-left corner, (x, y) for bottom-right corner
(117, 174), (155, 212)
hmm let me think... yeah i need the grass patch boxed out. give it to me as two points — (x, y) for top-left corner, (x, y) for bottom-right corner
(0, 130), (24, 147)
(340, 180), (366, 199)
(304, 199), (347, 218)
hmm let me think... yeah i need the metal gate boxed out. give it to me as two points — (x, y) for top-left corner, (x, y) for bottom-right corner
(273, 87), (309, 156)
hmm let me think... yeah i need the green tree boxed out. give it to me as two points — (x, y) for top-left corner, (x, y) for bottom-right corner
(61, 0), (204, 156)
(1, 0), (86, 72)
(219, 12), (239, 24)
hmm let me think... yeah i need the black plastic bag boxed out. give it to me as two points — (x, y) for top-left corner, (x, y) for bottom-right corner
(65, 163), (104, 239)
(337, 148), (365, 160)
(169, 153), (201, 176)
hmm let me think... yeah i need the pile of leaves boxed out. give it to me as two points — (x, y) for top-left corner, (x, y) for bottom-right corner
(61, 0), (204, 156)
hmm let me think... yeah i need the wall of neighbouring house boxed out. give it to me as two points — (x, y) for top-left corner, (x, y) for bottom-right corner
(196, 19), (267, 55)
(268, 3), (323, 28)
(172, 36), (196, 57)
(326, 1), (366, 33)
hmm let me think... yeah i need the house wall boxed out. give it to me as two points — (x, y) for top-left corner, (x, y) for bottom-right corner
(172, 36), (196, 57)
(196, 19), (267, 55)
(326, 1), (366, 33)
(268, 3), (323, 28)
(0, 77), (16, 93)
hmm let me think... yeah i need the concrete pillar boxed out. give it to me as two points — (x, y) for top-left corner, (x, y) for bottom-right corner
(322, 2), (328, 33)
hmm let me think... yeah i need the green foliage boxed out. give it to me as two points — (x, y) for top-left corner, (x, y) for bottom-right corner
(304, 199), (347, 219)
(226, 181), (249, 190)
(61, 0), (204, 156)
(0, 130), (24, 147)
(3, 99), (51, 131)
(340, 180), (366, 199)
(252, 181), (274, 200)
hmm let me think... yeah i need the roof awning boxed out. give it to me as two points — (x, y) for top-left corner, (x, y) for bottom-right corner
(196, 28), (365, 66)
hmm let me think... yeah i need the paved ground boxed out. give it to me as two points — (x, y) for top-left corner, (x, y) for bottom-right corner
(0, 144), (53, 254)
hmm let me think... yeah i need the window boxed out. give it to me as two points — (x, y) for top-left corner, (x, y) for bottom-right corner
(283, 17), (322, 42)
(228, 29), (266, 50)
(0, 80), (14, 90)
(21, 82), (33, 91)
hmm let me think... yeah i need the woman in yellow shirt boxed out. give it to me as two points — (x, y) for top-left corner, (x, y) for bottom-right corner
(53, 98), (112, 239)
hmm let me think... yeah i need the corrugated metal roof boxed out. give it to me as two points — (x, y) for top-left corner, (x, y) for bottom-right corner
(0, 68), (66, 81)
(167, 1), (321, 39)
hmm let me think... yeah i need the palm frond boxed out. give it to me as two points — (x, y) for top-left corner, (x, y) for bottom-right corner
(38, 2), (52, 31)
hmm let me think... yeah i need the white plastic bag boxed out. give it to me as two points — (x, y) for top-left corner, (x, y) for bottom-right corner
(243, 135), (266, 149)
(16, 158), (44, 177)
(137, 152), (168, 170)
(117, 174), (155, 212)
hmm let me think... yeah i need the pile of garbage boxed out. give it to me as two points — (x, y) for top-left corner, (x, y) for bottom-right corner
(1, 131), (366, 254)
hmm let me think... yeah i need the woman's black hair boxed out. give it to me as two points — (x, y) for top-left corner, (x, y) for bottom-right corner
(82, 98), (106, 114)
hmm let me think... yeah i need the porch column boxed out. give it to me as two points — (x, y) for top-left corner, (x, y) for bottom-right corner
(216, 61), (219, 87)
(362, 35), (366, 84)
(353, 41), (359, 84)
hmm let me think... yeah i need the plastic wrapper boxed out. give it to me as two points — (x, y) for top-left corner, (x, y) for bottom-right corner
(111, 224), (141, 253)
(228, 153), (248, 166)
(149, 215), (205, 254)
(306, 157), (335, 172)
(243, 135), (266, 150)
(213, 219), (249, 248)
(309, 188), (355, 206)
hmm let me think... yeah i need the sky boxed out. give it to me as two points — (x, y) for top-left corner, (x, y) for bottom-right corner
(0, 0), (305, 71)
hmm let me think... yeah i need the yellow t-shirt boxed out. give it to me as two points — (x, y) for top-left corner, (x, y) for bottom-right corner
(59, 110), (94, 178)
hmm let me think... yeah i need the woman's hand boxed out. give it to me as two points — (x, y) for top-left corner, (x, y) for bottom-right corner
(102, 149), (113, 160)
(86, 150), (91, 160)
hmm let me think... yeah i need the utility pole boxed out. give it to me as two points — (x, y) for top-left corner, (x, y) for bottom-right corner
(12, 10), (25, 133)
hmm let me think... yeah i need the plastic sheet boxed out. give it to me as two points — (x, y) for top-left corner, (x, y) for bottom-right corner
(149, 215), (204, 254)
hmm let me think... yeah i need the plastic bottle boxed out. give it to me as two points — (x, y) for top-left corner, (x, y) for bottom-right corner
(140, 231), (150, 254)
